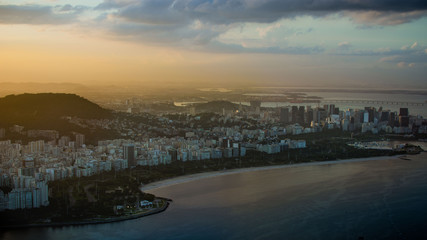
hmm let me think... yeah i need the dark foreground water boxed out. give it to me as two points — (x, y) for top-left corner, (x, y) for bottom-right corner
(2, 153), (427, 240)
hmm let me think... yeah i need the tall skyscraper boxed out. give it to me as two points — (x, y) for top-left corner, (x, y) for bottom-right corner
(123, 144), (136, 167)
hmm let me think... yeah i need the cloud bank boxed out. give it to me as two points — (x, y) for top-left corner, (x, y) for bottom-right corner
(1, 0), (426, 61)
(100, 0), (427, 25)
(0, 4), (86, 25)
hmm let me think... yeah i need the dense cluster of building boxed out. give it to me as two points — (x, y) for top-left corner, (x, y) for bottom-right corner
(0, 102), (425, 211)
(276, 105), (426, 134)
(0, 126), (308, 211)
(0, 140), (49, 211)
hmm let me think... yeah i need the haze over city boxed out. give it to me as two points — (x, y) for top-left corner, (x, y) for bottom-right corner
(1, 1), (427, 240)
(1, 0), (427, 89)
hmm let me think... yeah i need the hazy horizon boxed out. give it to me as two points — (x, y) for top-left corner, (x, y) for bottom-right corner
(1, 81), (427, 99)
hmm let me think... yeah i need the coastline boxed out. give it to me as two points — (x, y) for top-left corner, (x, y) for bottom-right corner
(1, 200), (170, 230)
(141, 155), (405, 192)
(2, 153), (417, 229)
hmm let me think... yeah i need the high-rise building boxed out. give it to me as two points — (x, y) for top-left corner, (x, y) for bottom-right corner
(389, 112), (396, 127)
(312, 108), (319, 123)
(399, 116), (409, 127)
(319, 108), (328, 125)
(306, 108), (314, 124)
(75, 134), (85, 148)
(298, 106), (305, 124)
(399, 108), (409, 117)
(279, 107), (289, 124)
(364, 107), (375, 122)
(291, 106), (298, 123)
(399, 108), (409, 127)
(123, 144), (136, 167)
(363, 111), (369, 123)
(29, 140), (44, 153)
(312, 108), (327, 125)
(333, 107), (340, 115)
(380, 111), (389, 122)
(58, 136), (70, 147)
(341, 119), (349, 131)
(328, 104), (335, 116)
(349, 116), (355, 131)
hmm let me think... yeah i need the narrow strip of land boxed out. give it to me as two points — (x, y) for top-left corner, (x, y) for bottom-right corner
(0, 200), (170, 229)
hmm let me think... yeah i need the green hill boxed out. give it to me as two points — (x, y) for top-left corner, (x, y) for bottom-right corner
(0, 93), (111, 122)
(0, 93), (114, 143)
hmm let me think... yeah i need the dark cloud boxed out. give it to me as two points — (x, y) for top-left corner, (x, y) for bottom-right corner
(93, 0), (427, 53)
(345, 10), (426, 26)
(0, 4), (84, 25)
(117, 1), (190, 25)
(3, 1), (426, 55)
(102, 0), (427, 25)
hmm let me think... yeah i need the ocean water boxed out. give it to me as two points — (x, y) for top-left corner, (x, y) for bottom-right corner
(2, 153), (427, 240)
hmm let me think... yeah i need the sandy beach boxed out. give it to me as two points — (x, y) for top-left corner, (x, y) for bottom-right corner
(141, 155), (403, 192)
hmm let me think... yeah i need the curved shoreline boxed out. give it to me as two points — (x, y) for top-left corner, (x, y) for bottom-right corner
(141, 155), (405, 192)
(1, 201), (170, 230)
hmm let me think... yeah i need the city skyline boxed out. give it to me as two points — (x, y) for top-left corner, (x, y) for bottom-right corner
(1, 0), (427, 89)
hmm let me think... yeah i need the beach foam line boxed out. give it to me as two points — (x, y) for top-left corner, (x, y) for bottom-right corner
(140, 155), (403, 192)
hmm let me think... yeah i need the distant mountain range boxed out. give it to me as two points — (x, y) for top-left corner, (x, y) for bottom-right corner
(0, 82), (89, 96)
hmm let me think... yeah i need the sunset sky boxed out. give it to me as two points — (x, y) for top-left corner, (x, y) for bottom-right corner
(1, 0), (426, 89)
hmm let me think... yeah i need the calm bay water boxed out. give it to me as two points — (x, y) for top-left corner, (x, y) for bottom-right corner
(2, 153), (427, 240)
